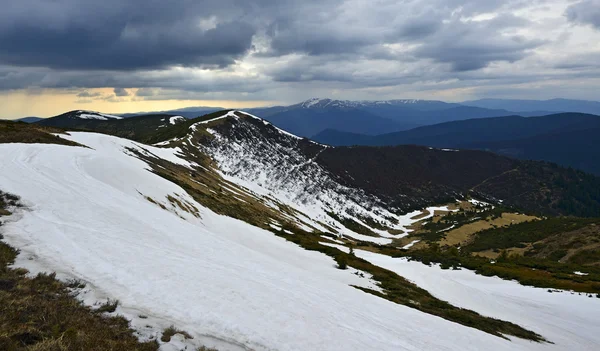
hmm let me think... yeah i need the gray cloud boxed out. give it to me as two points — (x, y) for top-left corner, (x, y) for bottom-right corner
(566, 0), (600, 29)
(113, 88), (130, 97)
(0, 0), (257, 70)
(0, 0), (598, 105)
(77, 90), (103, 98)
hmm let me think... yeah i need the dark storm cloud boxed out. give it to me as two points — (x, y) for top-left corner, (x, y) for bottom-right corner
(565, 0), (600, 29)
(0, 0), (257, 70)
(0, 0), (592, 101)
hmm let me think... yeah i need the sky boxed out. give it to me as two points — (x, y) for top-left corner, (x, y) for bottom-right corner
(1, 0), (600, 118)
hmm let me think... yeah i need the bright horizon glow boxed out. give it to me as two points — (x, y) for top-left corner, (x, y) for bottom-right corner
(0, 89), (276, 119)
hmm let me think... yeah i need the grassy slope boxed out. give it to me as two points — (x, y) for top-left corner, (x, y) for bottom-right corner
(35, 110), (233, 145)
(0, 121), (80, 147)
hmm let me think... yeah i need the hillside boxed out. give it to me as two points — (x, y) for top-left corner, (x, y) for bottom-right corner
(313, 113), (600, 175)
(36, 110), (189, 143)
(466, 127), (600, 175)
(1, 111), (599, 350)
(0, 124), (553, 350)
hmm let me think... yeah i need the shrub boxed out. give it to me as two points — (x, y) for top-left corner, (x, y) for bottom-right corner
(161, 326), (193, 342)
(96, 299), (119, 313)
(336, 254), (348, 270)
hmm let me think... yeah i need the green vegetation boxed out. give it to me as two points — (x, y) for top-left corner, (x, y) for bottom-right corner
(570, 249), (600, 265)
(547, 165), (600, 217)
(0, 192), (159, 351)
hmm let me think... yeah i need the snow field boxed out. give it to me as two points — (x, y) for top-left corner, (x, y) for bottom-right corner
(0, 132), (543, 351)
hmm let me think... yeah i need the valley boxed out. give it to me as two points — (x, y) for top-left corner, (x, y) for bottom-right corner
(0, 110), (599, 350)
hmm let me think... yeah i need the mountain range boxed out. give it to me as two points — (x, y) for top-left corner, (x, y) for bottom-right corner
(244, 98), (555, 137)
(27, 98), (600, 176)
(1, 108), (600, 350)
(463, 98), (600, 115)
(313, 113), (600, 175)
(19, 97), (599, 137)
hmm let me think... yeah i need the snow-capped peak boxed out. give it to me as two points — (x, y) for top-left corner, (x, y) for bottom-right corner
(301, 98), (331, 108)
(73, 110), (123, 121)
(297, 98), (427, 109)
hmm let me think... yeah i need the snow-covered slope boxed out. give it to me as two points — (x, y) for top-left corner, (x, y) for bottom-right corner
(0, 132), (544, 351)
(355, 251), (600, 350)
(187, 111), (440, 244)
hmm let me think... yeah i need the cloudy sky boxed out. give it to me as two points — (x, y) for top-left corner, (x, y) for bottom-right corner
(1, 0), (600, 118)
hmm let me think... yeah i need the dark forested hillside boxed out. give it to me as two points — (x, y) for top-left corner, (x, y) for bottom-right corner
(312, 113), (600, 175)
(314, 145), (600, 217)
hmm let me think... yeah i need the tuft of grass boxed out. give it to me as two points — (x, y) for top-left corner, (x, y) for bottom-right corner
(336, 254), (348, 270)
(65, 278), (86, 289)
(161, 325), (194, 342)
(96, 298), (119, 313)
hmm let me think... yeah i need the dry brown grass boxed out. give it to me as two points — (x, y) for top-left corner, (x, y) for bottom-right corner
(0, 121), (81, 147)
(160, 326), (193, 342)
(440, 213), (538, 246)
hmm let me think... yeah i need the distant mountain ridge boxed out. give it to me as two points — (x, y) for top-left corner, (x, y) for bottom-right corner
(312, 112), (600, 175)
(15, 97), (600, 136)
(242, 98), (559, 137)
(36, 110), (188, 143)
(462, 98), (600, 115)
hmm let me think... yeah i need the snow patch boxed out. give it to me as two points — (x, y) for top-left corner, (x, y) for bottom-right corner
(402, 240), (420, 249)
(169, 116), (185, 125)
(76, 110), (123, 120)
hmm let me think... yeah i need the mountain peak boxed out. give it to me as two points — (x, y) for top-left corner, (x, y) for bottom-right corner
(70, 110), (123, 121)
(297, 98), (432, 110)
